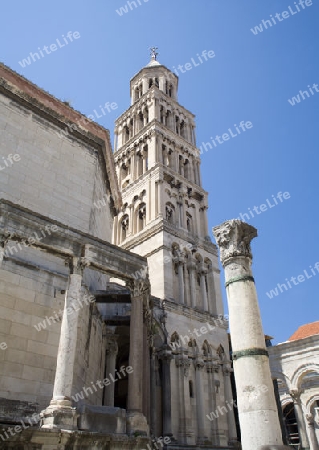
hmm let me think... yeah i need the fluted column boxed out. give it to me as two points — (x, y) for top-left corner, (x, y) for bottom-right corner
(290, 389), (309, 449)
(195, 357), (207, 443)
(41, 257), (87, 430)
(223, 363), (238, 445)
(103, 335), (118, 407)
(213, 220), (287, 450)
(126, 279), (149, 435)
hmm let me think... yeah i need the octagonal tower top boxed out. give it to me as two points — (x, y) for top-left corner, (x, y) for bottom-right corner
(129, 48), (178, 105)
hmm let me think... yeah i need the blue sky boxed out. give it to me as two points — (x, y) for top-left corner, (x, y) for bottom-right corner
(1, 0), (318, 343)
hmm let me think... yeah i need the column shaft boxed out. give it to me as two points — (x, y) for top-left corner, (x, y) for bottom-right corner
(53, 272), (82, 401)
(195, 361), (206, 443)
(213, 220), (287, 450)
(200, 272), (208, 311)
(128, 295), (144, 411)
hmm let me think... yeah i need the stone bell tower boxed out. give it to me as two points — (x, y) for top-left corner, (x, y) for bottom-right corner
(113, 49), (237, 447)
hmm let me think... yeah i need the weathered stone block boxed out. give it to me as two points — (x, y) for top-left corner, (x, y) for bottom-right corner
(78, 405), (126, 434)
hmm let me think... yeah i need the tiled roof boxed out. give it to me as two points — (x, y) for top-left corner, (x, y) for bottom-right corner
(288, 321), (319, 341)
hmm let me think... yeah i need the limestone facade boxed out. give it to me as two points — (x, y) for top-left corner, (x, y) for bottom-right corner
(0, 63), (152, 449)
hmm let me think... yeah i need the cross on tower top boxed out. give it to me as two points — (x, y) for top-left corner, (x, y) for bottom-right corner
(149, 46), (159, 61)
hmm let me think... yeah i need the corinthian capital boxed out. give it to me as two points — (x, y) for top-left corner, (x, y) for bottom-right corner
(213, 219), (257, 266)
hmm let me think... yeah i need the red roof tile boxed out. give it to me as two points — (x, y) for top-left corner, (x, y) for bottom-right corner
(288, 321), (319, 341)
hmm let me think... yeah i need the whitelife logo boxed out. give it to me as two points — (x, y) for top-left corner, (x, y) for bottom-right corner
(18, 32), (81, 68)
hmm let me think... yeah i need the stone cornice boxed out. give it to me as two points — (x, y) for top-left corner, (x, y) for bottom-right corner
(213, 219), (257, 266)
(268, 334), (319, 356)
(0, 199), (146, 282)
(120, 220), (218, 257)
(161, 298), (228, 328)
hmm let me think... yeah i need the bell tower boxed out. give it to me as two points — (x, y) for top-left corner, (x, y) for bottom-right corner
(113, 50), (236, 446)
(113, 49), (221, 313)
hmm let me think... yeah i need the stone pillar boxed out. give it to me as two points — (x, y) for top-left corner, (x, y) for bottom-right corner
(290, 389), (310, 449)
(199, 265), (208, 311)
(103, 334), (118, 407)
(306, 414), (319, 450)
(150, 351), (157, 436)
(41, 257), (87, 430)
(175, 350), (193, 444)
(159, 346), (174, 439)
(223, 364), (238, 445)
(174, 253), (185, 305)
(213, 220), (288, 450)
(126, 279), (149, 436)
(187, 258), (197, 308)
(206, 359), (220, 445)
(194, 357), (207, 444)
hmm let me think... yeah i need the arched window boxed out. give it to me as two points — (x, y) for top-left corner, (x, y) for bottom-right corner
(138, 112), (144, 131)
(155, 77), (159, 87)
(137, 152), (143, 177)
(124, 126), (129, 143)
(121, 215), (129, 242)
(180, 121), (185, 138)
(184, 159), (189, 179)
(160, 106), (164, 124)
(149, 78), (153, 88)
(186, 213), (193, 233)
(137, 203), (146, 232)
(165, 203), (175, 224)
(179, 155), (184, 175)
(189, 380), (194, 398)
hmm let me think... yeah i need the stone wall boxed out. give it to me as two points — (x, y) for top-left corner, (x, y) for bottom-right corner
(0, 92), (113, 242)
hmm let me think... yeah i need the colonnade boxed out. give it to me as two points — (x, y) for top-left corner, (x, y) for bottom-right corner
(41, 256), (150, 435)
(162, 342), (237, 446)
(172, 248), (216, 314)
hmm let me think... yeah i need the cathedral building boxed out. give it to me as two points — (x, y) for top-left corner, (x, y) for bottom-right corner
(0, 53), (237, 449)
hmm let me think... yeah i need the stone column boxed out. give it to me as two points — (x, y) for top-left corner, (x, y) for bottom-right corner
(194, 357), (207, 444)
(175, 351), (193, 444)
(177, 255), (185, 305)
(306, 414), (319, 450)
(150, 351), (157, 436)
(223, 363), (238, 445)
(213, 220), (288, 450)
(41, 257), (87, 430)
(126, 279), (149, 436)
(290, 389), (310, 449)
(206, 359), (220, 445)
(187, 258), (197, 308)
(199, 265), (208, 311)
(159, 346), (174, 439)
(103, 334), (118, 407)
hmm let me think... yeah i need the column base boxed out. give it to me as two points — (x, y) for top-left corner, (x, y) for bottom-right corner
(40, 399), (78, 430)
(228, 437), (240, 447)
(126, 411), (149, 436)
